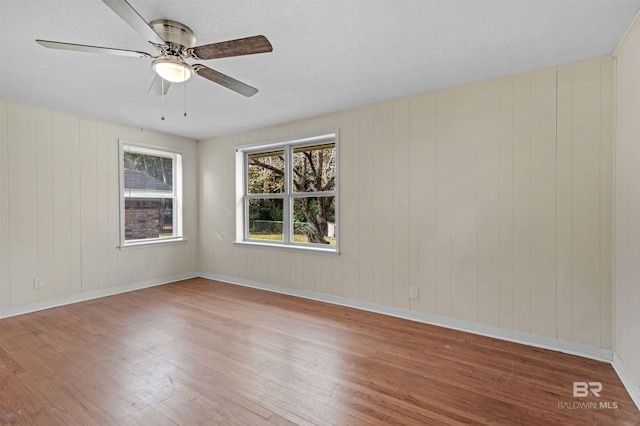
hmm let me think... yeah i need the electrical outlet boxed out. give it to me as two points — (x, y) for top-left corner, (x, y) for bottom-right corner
(409, 286), (418, 300)
(34, 276), (44, 289)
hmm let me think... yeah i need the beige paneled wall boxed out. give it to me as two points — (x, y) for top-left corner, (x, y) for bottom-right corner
(199, 57), (614, 348)
(0, 100), (198, 310)
(614, 15), (640, 403)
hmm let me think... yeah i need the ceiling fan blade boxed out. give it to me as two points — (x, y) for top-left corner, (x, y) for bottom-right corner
(193, 65), (259, 97)
(148, 75), (171, 95)
(189, 35), (272, 60)
(36, 39), (151, 58)
(101, 0), (165, 45)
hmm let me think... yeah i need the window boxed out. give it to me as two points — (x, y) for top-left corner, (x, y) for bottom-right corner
(119, 141), (183, 247)
(236, 132), (338, 252)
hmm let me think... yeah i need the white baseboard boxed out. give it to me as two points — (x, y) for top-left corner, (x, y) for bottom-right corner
(0, 272), (198, 320)
(197, 272), (614, 363)
(612, 352), (640, 412)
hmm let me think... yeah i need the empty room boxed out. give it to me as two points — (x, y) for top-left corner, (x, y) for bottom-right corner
(1, 0), (640, 424)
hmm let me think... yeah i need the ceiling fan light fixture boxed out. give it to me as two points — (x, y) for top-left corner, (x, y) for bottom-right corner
(152, 57), (192, 83)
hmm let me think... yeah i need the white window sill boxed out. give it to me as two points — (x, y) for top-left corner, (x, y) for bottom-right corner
(118, 238), (187, 250)
(234, 240), (339, 255)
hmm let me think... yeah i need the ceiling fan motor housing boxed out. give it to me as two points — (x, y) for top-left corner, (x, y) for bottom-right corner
(150, 19), (196, 52)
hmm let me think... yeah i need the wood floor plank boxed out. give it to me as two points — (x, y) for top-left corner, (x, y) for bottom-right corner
(0, 277), (638, 425)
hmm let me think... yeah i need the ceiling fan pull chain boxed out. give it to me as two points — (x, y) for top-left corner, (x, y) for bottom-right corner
(161, 78), (166, 121)
(184, 68), (188, 118)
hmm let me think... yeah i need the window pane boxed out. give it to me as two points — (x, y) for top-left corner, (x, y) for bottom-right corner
(124, 198), (173, 241)
(160, 198), (174, 238)
(293, 196), (336, 245)
(247, 150), (285, 194)
(292, 143), (336, 193)
(248, 198), (284, 241)
(124, 151), (173, 193)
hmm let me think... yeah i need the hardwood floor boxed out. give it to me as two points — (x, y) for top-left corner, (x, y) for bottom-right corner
(0, 278), (637, 425)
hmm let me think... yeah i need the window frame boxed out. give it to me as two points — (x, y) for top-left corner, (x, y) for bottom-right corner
(118, 140), (184, 248)
(235, 131), (339, 254)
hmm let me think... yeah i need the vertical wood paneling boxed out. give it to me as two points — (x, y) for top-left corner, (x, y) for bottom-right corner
(69, 115), (82, 295)
(264, 249), (279, 288)
(498, 79), (514, 330)
(391, 100), (411, 309)
(556, 68), (574, 342)
(67, 117), (83, 294)
(52, 113), (75, 298)
(79, 119), (99, 292)
(627, 110), (640, 367)
(378, 103), (394, 307)
(571, 63), (602, 347)
(529, 71), (557, 338)
(409, 98), (422, 311)
(613, 50), (631, 360)
(106, 123), (120, 287)
(512, 76), (532, 333)
(313, 254), (330, 296)
(95, 122), (110, 289)
(340, 110), (360, 300)
(208, 134), (230, 271)
(182, 140), (198, 273)
(153, 245), (170, 279)
(0, 101), (9, 307)
(410, 94), (437, 314)
(246, 248), (261, 285)
(178, 129), (201, 274)
(422, 95), (438, 314)
(450, 86), (477, 322)
(435, 91), (453, 317)
(8, 104), (38, 306)
(303, 254), (315, 292)
(358, 108), (374, 303)
(476, 81), (501, 327)
(371, 104), (385, 305)
(130, 248), (149, 284)
(615, 21), (640, 390)
(203, 137), (219, 273)
(36, 109), (55, 302)
(598, 60), (614, 350)
(293, 251), (306, 291)
(278, 250), (291, 290)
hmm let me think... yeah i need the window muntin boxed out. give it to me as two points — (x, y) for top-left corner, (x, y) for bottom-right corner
(120, 141), (183, 246)
(239, 133), (338, 252)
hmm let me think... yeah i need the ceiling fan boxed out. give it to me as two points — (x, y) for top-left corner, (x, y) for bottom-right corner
(36, 0), (272, 97)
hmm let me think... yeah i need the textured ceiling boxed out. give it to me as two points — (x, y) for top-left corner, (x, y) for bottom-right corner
(1, 0), (639, 140)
